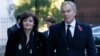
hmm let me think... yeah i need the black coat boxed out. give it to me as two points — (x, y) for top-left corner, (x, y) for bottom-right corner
(5, 29), (47, 56)
(43, 30), (48, 38)
(48, 21), (97, 56)
(7, 24), (19, 38)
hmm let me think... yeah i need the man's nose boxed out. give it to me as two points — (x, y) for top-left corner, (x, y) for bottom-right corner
(64, 12), (68, 16)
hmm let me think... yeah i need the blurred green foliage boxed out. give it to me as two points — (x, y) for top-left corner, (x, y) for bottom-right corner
(15, 0), (63, 26)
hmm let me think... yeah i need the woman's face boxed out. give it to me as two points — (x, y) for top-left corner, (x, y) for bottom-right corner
(23, 16), (34, 30)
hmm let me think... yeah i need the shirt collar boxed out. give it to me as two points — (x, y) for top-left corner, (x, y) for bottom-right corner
(16, 23), (20, 28)
(65, 19), (76, 28)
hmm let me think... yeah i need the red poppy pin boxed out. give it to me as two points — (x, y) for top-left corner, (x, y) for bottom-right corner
(78, 25), (83, 31)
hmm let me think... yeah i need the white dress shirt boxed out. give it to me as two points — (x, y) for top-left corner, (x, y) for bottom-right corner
(65, 19), (76, 37)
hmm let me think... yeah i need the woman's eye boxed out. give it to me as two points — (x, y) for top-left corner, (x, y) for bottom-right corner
(29, 20), (33, 22)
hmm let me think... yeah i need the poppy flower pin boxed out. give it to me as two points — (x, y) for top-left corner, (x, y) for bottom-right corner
(78, 25), (83, 31)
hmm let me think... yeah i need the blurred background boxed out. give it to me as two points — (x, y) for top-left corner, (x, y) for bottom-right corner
(0, 0), (100, 56)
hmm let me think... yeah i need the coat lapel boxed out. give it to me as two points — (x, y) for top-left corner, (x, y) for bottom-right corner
(72, 21), (82, 41)
(60, 21), (68, 44)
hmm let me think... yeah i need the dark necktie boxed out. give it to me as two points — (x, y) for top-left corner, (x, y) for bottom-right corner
(66, 25), (72, 43)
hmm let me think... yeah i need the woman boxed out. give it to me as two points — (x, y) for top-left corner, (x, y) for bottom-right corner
(5, 12), (47, 56)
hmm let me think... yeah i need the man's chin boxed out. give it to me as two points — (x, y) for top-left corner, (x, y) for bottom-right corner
(64, 20), (73, 24)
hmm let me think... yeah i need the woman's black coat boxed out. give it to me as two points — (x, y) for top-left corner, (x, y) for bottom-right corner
(5, 29), (47, 56)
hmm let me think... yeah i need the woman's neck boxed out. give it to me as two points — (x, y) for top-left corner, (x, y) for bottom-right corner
(24, 29), (32, 37)
(24, 29), (32, 44)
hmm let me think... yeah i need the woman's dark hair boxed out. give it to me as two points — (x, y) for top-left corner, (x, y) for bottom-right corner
(19, 12), (39, 32)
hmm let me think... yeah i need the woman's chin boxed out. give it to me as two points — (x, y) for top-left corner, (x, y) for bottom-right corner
(24, 28), (32, 30)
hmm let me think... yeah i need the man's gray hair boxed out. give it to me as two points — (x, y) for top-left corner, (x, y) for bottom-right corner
(61, 1), (77, 12)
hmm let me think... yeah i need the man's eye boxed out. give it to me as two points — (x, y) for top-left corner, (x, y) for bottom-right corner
(67, 10), (71, 12)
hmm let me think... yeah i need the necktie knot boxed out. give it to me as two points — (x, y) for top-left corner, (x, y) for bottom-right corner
(67, 25), (71, 29)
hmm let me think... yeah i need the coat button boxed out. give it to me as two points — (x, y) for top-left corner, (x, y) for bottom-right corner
(37, 46), (39, 49)
(30, 49), (32, 54)
(18, 44), (22, 50)
(40, 43), (42, 46)
(54, 49), (56, 53)
(67, 48), (69, 50)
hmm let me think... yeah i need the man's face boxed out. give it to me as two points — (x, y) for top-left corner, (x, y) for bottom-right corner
(61, 4), (76, 24)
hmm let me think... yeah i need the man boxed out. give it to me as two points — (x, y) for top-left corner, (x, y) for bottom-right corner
(48, 1), (97, 56)
(43, 16), (56, 38)
(7, 14), (21, 38)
